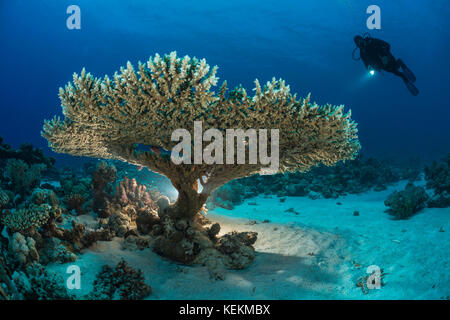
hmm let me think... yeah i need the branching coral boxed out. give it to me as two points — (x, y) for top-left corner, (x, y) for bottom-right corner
(42, 52), (360, 266)
(1, 204), (51, 232)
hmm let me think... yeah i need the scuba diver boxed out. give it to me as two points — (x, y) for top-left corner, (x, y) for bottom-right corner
(353, 34), (419, 96)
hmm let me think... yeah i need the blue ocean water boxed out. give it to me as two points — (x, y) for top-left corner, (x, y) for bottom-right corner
(0, 0), (449, 163)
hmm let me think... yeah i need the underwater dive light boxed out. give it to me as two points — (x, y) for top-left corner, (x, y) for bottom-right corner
(369, 69), (375, 76)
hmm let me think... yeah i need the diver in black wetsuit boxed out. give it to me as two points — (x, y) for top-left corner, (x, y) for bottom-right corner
(353, 34), (419, 96)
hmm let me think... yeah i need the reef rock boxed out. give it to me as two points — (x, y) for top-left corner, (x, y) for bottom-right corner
(85, 259), (151, 300)
(384, 182), (429, 219)
(425, 154), (450, 208)
(108, 212), (133, 237)
(12, 263), (72, 300)
(9, 233), (39, 267)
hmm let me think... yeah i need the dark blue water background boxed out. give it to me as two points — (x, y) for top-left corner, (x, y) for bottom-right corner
(1, 0), (449, 166)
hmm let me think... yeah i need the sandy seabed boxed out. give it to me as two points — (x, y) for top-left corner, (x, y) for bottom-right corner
(48, 180), (449, 300)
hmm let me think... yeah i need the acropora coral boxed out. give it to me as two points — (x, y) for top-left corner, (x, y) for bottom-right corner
(1, 204), (51, 232)
(42, 52), (360, 266)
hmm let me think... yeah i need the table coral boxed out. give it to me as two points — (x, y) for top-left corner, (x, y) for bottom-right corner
(42, 52), (360, 267)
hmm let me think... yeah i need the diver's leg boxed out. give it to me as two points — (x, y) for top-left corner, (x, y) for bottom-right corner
(384, 57), (419, 95)
(400, 73), (419, 96)
(392, 69), (406, 80)
(403, 79), (419, 96)
(391, 69), (419, 96)
(397, 59), (416, 82)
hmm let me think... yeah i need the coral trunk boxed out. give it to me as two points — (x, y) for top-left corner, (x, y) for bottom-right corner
(167, 180), (207, 219)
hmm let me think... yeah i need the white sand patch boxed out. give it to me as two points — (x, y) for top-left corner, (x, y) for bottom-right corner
(47, 180), (449, 299)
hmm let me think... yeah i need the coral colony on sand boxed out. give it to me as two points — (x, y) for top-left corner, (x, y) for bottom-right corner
(41, 52), (360, 275)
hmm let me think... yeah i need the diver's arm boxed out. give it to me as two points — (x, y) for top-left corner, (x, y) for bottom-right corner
(360, 50), (379, 71)
(361, 55), (370, 69)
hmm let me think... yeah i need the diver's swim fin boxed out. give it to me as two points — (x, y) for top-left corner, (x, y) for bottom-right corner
(398, 59), (416, 82)
(403, 77), (419, 96)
